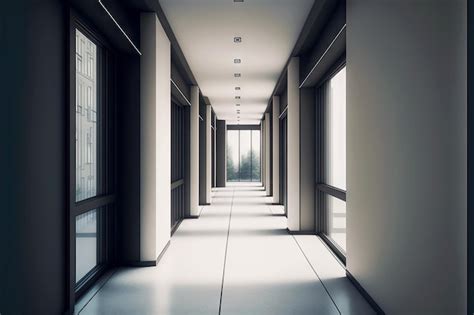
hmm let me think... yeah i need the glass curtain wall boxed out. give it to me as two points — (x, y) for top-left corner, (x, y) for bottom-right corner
(72, 24), (116, 297)
(227, 129), (261, 182)
(318, 66), (347, 255)
(75, 29), (100, 282)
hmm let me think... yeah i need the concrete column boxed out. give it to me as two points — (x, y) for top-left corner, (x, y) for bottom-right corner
(287, 57), (300, 231)
(272, 96), (280, 204)
(216, 119), (227, 187)
(190, 86), (200, 216)
(140, 12), (170, 262)
(300, 88), (315, 231)
(265, 112), (271, 196)
(206, 105), (212, 203)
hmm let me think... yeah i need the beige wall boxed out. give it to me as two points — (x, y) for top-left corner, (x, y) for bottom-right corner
(140, 12), (171, 262)
(347, 1), (467, 313)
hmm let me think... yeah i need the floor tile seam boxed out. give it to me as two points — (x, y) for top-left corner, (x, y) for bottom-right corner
(218, 188), (235, 315)
(291, 234), (342, 315)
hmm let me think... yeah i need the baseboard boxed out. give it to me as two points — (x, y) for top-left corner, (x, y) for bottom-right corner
(286, 228), (315, 235)
(156, 240), (171, 264)
(127, 240), (171, 267)
(171, 220), (183, 236)
(127, 260), (156, 267)
(346, 270), (385, 315)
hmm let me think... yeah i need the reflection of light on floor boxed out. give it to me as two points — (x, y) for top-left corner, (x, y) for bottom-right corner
(78, 185), (373, 315)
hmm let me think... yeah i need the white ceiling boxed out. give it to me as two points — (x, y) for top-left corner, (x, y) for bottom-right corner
(160, 0), (314, 125)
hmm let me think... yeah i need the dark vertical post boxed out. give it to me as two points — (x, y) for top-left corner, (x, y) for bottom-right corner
(216, 120), (227, 187)
(468, 1), (474, 313)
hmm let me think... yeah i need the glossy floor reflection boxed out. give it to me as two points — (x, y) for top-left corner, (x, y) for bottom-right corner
(77, 185), (374, 315)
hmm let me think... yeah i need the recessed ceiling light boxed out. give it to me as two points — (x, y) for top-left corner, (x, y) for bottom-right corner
(234, 37), (242, 43)
(235, 87), (241, 90)
(234, 58), (241, 64)
(234, 73), (241, 78)
(235, 96), (241, 99)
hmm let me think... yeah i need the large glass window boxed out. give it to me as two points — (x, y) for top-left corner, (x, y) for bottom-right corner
(239, 130), (251, 181)
(325, 67), (346, 190)
(226, 129), (261, 182)
(76, 29), (98, 202)
(318, 66), (347, 256)
(75, 209), (97, 282)
(251, 130), (261, 182)
(70, 23), (115, 299)
(227, 130), (240, 181)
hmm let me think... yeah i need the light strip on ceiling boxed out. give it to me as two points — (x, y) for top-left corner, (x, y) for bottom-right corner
(171, 78), (192, 106)
(299, 24), (346, 88)
(98, 0), (142, 55)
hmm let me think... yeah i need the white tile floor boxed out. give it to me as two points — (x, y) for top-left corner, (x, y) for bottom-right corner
(77, 185), (374, 315)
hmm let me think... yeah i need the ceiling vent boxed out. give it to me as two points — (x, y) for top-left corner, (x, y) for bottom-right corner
(234, 73), (241, 77)
(234, 58), (241, 64)
(234, 37), (242, 43)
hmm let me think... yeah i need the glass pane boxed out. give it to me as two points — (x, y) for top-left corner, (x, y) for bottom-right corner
(326, 194), (346, 252)
(76, 29), (98, 202)
(239, 130), (251, 181)
(227, 130), (240, 181)
(251, 130), (261, 182)
(76, 209), (98, 282)
(325, 67), (346, 190)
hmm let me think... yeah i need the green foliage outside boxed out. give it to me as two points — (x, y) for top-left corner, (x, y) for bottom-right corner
(227, 147), (260, 182)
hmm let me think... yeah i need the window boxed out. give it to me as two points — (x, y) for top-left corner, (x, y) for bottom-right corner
(75, 209), (97, 282)
(317, 65), (347, 260)
(171, 102), (185, 231)
(226, 128), (261, 182)
(70, 23), (116, 300)
(76, 29), (97, 202)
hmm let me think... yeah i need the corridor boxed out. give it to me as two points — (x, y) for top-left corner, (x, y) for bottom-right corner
(76, 185), (373, 315)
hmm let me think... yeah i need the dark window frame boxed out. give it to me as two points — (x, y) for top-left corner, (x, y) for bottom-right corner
(315, 58), (347, 265)
(68, 10), (117, 307)
(171, 101), (186, 233)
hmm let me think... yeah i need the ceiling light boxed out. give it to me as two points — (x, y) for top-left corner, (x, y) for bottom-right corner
(235, 87), (241, 90)
(234, 37), (242, 43)
(234, 73), (241, 78)
(234, 58), (241, 64)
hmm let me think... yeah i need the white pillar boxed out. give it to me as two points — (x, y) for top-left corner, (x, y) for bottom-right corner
(272, 96), (280, 204)
(206, 105), (212, 203)
(140, 12), (170, 262)
(190, 86), (200, 216)
(265, 112), (271, 196)
(287, 57), (300, 231)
